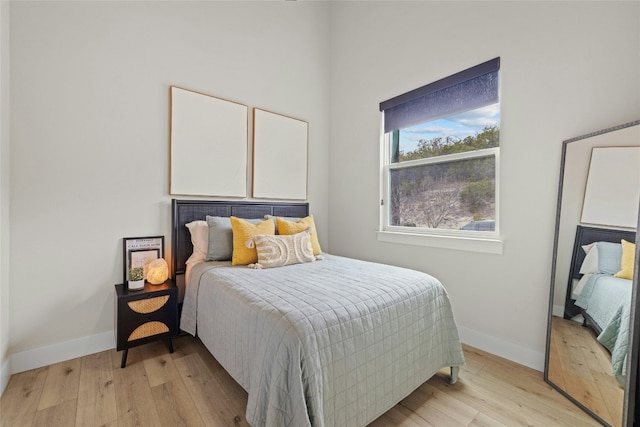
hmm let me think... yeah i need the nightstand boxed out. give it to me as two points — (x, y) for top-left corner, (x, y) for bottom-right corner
(114, 280), (178, 368)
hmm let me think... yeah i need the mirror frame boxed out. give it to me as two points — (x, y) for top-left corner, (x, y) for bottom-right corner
(545, 120), (640, 427)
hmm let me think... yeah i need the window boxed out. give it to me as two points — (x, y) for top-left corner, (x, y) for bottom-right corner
(380, 58), (500, 240)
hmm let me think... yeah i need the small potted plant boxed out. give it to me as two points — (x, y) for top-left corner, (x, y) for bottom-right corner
(128, 266), (145, 291)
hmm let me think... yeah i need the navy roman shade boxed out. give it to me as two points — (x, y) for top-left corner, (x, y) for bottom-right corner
(380, 57), (500, 133)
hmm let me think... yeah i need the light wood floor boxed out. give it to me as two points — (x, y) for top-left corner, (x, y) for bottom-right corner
(548, 316), (624, 427)
(1, 335), (602, 427)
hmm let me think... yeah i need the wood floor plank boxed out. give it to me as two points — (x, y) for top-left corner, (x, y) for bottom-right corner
(199, 349), (250, 417)
(0, 366), (48, 427)
(144, 353), (180, 388)
(174, 352), (250, 427)
(37, 357), (81, 410)
(563, 374), (613, 425)
(112, 356), (163, 427)
(456, 346), (491, 375)
(429, 374), (521, 426)
(401, 401), (464, 427)
(170, 333), (204, 359)
(400, 382), (476, 427)
(177, 334), (226, 374)
(32, 398), (77, 427)
(75, 350), (117, 427)
(151, 378), (206, 427)
(468, 411), (508, 427)
(118, 339), (173, 367)
(418, 382), (478, 425)
(368, 403), (435, 427)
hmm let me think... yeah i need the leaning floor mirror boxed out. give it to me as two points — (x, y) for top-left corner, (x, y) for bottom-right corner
(545, 120), (640, 427)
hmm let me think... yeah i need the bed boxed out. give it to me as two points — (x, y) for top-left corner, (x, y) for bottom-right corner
(564, 225), (636, 385)
(171, 199), (465, 427)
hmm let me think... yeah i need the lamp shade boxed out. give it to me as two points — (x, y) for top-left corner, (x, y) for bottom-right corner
(146, 258), (169, 285)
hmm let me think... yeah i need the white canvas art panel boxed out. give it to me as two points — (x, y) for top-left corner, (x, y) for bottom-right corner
(170, 86), (248, 197)
(252, 108), (308, 200)
(581, 146), (640, 228)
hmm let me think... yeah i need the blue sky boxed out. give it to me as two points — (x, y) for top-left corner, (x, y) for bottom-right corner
(399, 103), (500, 153)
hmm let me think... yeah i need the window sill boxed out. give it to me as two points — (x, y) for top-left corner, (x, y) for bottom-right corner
(376, 230), (503, 254)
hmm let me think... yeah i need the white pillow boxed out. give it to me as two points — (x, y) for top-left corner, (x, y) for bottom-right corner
(185, 220), (208, 265)
(579, 243), (599, 275)
(572, 274), (592, 297)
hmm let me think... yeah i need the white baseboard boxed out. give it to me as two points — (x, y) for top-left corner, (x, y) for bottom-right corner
(458, 325), (545, 372)
(1, 356), (10, 397)
(10, 330), (115, 375)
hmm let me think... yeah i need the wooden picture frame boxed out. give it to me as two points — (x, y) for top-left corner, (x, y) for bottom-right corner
(252, 108), (308, 200)
(123, 236), (165, 282)
(170, 86), (248, 197)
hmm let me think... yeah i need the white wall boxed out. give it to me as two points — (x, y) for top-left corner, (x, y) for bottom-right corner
(1, 0), (11, 394)
(328, 1), (640, 369)
(9, 1), (330, 372)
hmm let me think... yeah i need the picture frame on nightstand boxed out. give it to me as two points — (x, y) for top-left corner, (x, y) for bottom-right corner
(122, 236), (164, 282)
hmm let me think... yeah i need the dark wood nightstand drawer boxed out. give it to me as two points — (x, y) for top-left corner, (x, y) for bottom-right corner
(114, 280), (178, 367)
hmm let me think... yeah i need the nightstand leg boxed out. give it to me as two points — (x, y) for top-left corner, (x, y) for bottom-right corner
(167, 337), (174, 354)
(121, 349), (128, 368)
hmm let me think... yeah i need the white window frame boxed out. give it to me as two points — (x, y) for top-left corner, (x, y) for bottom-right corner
(377, 73), (504, 254)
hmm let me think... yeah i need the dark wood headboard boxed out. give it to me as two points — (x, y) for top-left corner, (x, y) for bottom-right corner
(171, 199), (309, 285)
(564, 225), (636, 319)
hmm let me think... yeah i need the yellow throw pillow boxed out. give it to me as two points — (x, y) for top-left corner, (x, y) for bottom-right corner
(276, 215), (322, 255)
(230, 217), (275, 265)
(614, 239), (636, 280)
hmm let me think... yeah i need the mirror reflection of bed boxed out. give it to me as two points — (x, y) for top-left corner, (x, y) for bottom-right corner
(545, 120), (640, 427)
(548, 226), (635, 427)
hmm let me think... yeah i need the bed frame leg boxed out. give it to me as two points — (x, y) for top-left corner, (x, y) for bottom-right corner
(447, 366), (459, 384)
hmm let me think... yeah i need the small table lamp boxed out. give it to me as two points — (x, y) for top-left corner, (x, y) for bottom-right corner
(146, 258), (169, 285)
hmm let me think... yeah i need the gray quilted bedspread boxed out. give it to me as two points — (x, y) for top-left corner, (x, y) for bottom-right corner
(181, 254), (464, 427)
